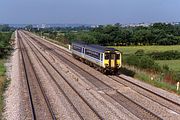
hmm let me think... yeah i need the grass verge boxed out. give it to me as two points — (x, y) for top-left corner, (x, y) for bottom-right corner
(0, 59), (10, 118)
(121, 65), (180, 95)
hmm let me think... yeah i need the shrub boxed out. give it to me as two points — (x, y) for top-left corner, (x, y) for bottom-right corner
(149, 50), (180, 60)
(135, 49), (145, 56)
(124, 54), (161, 72)
(0, 32), (12, 58)
(162, 64), (169, 72)
(174, 72), (180, 82)
(163, 71), (180, 84)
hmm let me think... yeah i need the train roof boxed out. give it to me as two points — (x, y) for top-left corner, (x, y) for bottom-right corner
(72, 42), (118, 53)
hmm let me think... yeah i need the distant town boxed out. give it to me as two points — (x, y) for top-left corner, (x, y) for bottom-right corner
(4, 22), (180, 29)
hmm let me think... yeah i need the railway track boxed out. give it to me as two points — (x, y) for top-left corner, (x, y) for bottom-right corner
(23, 31), (162, 120)
(20, 31), (102, 119)
(18, 32), (56, 120)
(109, 75), (180, 114)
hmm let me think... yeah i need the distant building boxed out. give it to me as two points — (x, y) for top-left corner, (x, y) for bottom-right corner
(41, 24), (46, 28)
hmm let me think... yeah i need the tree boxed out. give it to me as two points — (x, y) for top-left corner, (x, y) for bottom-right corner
(77, 32), (97, 44)
(0, 24), (10, 31)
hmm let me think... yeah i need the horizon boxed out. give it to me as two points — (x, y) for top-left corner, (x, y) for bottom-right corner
(2, 21), (180, 26)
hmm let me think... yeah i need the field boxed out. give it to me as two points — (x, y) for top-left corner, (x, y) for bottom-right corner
(156, 60), (180, 72)
(113, 45), (180, 72)
(113, 45), (180, 55)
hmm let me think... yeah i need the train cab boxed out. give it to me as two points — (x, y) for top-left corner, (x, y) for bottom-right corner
(104, 48), (121, 73)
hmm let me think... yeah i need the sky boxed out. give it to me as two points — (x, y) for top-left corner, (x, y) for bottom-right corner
(0, 0), (180, 24)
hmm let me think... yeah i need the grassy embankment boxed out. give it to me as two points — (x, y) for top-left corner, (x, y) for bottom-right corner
(0, 32), (13, 118)
(0, 59), (7, 117)
(113, 45), (180, 94)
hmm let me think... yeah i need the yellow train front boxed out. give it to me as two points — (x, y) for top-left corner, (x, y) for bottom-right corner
(71, 42), (122, 74)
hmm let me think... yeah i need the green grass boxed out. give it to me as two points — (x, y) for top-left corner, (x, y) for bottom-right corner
(0, 59), (6, 118)
(122, 65), (180, 95)
(112, 45), (180, 55)
(0, 61), (6, 76)
(156, 60), (180, 72)
(135, 72), (179, 94)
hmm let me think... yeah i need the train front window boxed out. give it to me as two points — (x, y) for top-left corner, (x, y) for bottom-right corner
(116, 54), (120, 59)
(105, 54), (110, 59)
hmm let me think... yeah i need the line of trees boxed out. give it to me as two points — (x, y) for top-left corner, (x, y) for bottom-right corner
(66, 23), (180, 45)
(31, 22), (180, 46)
(74, 23), (180, 45)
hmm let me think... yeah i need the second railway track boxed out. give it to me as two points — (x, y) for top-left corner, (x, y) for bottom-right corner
(18, 32), (56, 120)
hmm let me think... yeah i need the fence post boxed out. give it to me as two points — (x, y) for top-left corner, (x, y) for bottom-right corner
(68, 44), (71, 50)
(177, 82), (179, 91)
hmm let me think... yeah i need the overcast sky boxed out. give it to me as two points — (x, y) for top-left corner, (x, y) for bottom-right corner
(0, 0), (180, 24)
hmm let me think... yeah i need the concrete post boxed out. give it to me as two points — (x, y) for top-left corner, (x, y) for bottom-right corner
(177, 82), (179, 91)
(68, 44), (71, 50)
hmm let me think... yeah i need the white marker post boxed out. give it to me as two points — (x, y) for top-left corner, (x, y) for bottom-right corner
(177, 82), (179, 91)
(68, 44), (71, 50)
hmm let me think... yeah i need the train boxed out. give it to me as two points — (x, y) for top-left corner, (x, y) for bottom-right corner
(71, 42), (122, 74)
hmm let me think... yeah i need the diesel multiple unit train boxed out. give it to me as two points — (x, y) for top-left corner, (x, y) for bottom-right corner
(71, 42), (122, 74)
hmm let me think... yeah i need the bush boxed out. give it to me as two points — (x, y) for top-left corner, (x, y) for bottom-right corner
(0, 32), (12, 58)
(124, 54), (161, 71)
(135, 49), (145, 56)
(149, 50), (180, 60)
(174, 72), (180, 82)
(162, 64), (169, 72)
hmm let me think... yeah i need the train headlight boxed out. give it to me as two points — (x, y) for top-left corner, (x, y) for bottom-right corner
(116, 64), (120, 67)
(105, 64), (109, 67)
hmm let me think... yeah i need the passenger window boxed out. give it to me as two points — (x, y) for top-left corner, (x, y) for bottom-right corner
(73, 45), (82, 52)
(85, 49), (100, 60)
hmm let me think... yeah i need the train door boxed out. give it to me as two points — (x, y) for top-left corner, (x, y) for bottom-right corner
(110, 53), (116, 68)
